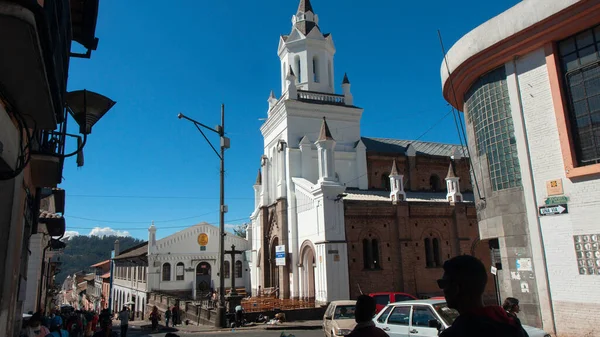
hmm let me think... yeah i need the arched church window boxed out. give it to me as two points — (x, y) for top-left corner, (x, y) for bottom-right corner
(313, 56), (320, 83)
(430, 175), (441, 192)
(433, 238), (441, 267)
(424, 238), (433, 267)
(176, 262), (184, 281)
(295, 56), (302, 83)
(223, 261), (230, 278)
(381, 173), (390, 191)
(363, 238), (381, 270)
(424, 237), (442, 268)
(162, 263), (171, 281)
(235, 260), (243, 278)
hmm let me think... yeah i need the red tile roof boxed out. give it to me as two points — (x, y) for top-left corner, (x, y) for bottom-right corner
(101, 272), (110, 279)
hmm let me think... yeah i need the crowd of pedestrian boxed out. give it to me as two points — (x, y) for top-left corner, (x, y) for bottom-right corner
(20, 307), (104, 337)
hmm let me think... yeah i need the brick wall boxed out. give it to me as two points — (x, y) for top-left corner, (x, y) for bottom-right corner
(366, 153), (472, 192)
(344, 200), (495, 301)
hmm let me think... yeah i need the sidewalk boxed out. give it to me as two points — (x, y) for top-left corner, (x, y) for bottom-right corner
(134, 319), (323, 333)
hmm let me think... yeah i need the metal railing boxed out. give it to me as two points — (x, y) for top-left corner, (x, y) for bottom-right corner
(297, 90), (346, 105)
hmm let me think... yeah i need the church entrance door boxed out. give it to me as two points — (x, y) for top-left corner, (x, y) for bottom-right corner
(301, 245), (316, 300)
(196, 262), (211, 298)
(269, 237), (280, 291)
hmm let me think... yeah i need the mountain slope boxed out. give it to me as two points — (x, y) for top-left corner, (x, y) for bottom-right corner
(54, 235), (144, 285)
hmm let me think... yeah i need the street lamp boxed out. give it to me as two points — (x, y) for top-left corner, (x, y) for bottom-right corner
(178, 104), (230, 328)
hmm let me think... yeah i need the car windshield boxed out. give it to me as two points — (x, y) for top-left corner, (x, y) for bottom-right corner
(433, 303), (460, 326)
(334, 305), (356, 320)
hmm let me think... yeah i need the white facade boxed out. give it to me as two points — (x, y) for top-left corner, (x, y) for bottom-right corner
(249, 0), (363, 304)
(146, 222), (251, 297)
(112, 266), (148, 317)
(440, 1), (600, 335)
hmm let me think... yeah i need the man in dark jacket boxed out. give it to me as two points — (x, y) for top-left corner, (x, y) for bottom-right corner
(347, 295), (389, 337)
(437, 255), (528, 337)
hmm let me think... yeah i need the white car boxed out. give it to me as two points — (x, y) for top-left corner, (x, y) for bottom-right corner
(373, 299), (551, 337)
(323, 300), (357, 337)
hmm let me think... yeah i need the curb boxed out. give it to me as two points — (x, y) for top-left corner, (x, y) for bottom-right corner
(170, 324), (323, 333)
(264, 325), (322, 331)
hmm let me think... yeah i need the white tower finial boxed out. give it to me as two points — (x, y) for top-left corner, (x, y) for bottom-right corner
(389, 160), (406, 204)
(315, 117), (336, 184)
(445, 161), (463, 204)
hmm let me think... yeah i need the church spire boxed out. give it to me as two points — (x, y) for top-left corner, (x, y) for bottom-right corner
(297, 0), (314, 14)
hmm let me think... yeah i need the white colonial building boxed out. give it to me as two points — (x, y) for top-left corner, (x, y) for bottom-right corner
(146, 222), (251, 299)
(248, 0), (363, 304)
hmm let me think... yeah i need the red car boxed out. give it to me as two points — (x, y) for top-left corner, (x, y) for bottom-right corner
(369, 292), (417, 313)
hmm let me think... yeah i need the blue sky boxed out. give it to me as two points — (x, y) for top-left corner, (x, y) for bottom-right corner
(61, 0), (519, 240)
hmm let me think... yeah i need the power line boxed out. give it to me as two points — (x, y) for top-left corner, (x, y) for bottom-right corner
(65, 210), (219, 224)
(67, 216), (250, 231)
(66, 194), (253, 200)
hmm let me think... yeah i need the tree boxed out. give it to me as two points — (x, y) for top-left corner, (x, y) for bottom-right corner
(232, 223), (248, 238)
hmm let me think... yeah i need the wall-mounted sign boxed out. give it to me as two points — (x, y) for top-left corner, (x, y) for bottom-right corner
(539, 204), (568, 216)
(328, 250), (339, 254)
(198, 233), (209, 246)
(275, 245), (286, 266)
(334, 255), (340, 262)
(490, 266), (497, 275)
(545, 196), (569, 205)
(546, 179), (564, 196)
(516, 258), (532, 272)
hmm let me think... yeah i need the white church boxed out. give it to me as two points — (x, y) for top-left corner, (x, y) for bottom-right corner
(249, 0), (368, 304)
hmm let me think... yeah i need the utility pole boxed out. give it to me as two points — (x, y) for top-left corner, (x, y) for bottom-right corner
(178, 104), (230, 328)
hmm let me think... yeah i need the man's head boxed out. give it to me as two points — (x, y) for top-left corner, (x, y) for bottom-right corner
(437, 255), (487, 311)
(354, 295), (376, 323)
(29, 312), (43, 328)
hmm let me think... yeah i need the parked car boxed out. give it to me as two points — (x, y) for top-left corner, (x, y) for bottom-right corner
(369, 292), (418, 313)
(322, 300), (357, 337)
(373, 299), (551, 337)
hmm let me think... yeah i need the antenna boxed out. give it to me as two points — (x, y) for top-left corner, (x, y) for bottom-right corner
(357, 283), (363, 295)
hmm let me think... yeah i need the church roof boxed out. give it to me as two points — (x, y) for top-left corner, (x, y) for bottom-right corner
(344, 190), (474, 203)
(113, 241), (148, 260)
(318, 117), (335, 141)
(361, 137), (468, 158)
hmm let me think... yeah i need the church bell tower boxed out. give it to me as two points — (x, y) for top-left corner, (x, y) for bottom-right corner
(278, 0), (336, 94)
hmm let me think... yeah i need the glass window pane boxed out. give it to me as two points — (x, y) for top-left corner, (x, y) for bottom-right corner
(576, 29), (595, 48)
(579, 45), (599, 66)
(378, 306), (393, 323)
(388, 306), (411, 326)
(559, 37), (577, 56)
(563, 53), (580, 72)
(411, 306), (437, 327)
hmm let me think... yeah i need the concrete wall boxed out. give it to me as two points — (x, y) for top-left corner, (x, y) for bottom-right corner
(509, 47), (600, 337)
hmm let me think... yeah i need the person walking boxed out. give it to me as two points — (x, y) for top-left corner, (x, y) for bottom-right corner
(347, 295), (389, 337)
(23, 312), (50, 337)
(150, 306), (160, 332)
(437, 255), (528, 337)
(47, 316), (70, 337)
(92, 311), (117, 337)
(503, 297), (529, 337)
(117, 306), (129, 337)
(165, 306), (172, 328)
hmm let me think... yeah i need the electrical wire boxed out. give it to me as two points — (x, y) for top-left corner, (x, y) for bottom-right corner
(437, 30), (485, 200)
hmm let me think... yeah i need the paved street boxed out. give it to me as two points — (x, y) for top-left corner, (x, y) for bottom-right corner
(123, 326), (323, 337)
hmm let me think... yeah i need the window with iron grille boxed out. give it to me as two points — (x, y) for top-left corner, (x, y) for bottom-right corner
(465, 66), (522, 191)
(558, 25), (600, 166)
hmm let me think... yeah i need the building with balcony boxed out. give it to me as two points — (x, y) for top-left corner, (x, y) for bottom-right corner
(91, 260), (111, 311)
(0, 0), (110, 335)
(440, 0), (600, 336)
(112, 241), (149, 320)
(248, 0), (494, 306)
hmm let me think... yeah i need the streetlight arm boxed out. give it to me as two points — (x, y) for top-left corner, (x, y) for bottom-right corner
(194, 124), (222, 160)
(61, 133), (87, 158)
(178, 113), (220, 135)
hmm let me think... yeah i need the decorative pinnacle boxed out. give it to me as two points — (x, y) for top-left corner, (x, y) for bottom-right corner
(318, 117), (334, 141)
(297, 0), (314, 13)
(390, 160), (398, 176)
(342, 73), (350, 84)
(255, 169), (262, 185)
(446, 162), (457, 179)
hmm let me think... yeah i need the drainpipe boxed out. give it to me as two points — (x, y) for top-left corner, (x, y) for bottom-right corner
(37, 241), (50, 312)
(512, 56), (557, 335)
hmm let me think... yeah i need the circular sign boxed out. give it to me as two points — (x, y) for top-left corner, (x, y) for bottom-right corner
(198, 233), (209, 246)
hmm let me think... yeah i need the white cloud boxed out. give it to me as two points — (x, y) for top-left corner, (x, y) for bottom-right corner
(88, 227), (131, 238)
(63, 231), (80, 239)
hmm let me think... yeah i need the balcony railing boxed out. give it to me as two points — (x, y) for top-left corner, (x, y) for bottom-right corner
(297, 90), (346, 106)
